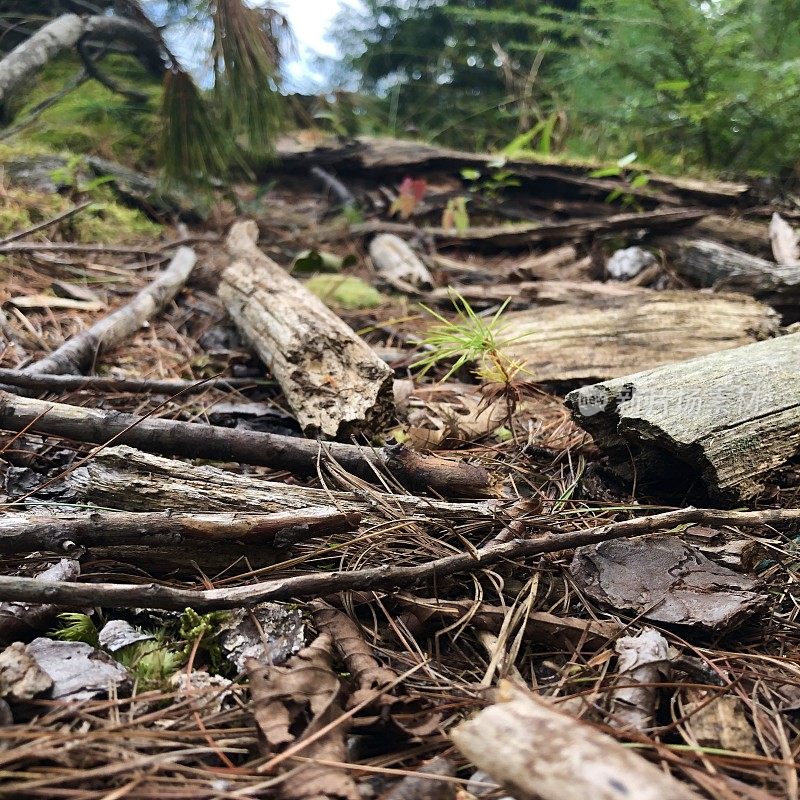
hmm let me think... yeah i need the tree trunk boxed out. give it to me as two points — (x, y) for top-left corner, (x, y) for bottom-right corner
(220, 221), (395, 438)
(566, 332), (800, 502)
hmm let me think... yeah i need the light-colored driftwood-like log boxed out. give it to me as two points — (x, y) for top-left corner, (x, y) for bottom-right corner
(24, 246), (197, 375)
(0, 392), (493, 497)
(368, 233), (433, 292)
(0, 507), (358, 555)
(667, 238), (800, 298)
(62, 447), (497, 530)
(567, 332), (800, 501)
(451, 681), (701, 800)
(501, 288), (778, 382)
(0, 506), (797, 611)
(220, 220), (394, 438)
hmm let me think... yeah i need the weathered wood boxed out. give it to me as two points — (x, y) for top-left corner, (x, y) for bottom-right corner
(23, 247), (197, 375)
(500, 288), (778, 383)
(220, 220), (394, 438)
(270, 136), (749, 207)
(566, 332), (800, 502)
(0, 368), (270, 396)
(368, 233), (433, 291)
(0, 393), (494, 497)
(666, 238), (800, 297)
(61, 446), (497, 530)
(451, 681), (702, 800)
(0, 507), (358, 554)
(693, 215), (771, 256)
(0, 506), (795, 612)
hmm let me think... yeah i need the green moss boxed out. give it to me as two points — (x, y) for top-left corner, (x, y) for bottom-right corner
(305, 275), (384, 310)
(7, 54), (161, 168)
(74, 201), (162, 243)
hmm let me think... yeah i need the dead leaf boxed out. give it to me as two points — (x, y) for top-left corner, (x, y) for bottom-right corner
(247, 632), (359, 800)
(769, 212), (800, 265)
(407, 394), (507, 449)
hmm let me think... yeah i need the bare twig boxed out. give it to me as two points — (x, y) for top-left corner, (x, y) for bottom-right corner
(23, 246), (196, 375)
(0, 506), (793, 611)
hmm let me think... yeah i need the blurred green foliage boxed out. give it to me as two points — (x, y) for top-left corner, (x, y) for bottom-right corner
(331, 0), (800, 177)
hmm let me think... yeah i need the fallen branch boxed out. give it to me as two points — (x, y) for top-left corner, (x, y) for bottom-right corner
(0, 201), (93, 246)
(0, 507), (795, 611)
(451, 681), (701, 800)
(0, 369), (271, 396)
(0, 508), (359, 555)
(0, 394), (494, 497)
(220, 221), (395, 437)
(23, 246), (197, 375)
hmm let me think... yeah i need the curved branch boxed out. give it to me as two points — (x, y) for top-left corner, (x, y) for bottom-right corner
(0, 12), (168, 110)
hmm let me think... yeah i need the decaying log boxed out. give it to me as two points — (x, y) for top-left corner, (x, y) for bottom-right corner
(270, 136), (749, 208)
(61, 446), (498, 528)
(693, 215), (771, 256)
(666, 238), (800, 298)
(500, 288), (778, 382)
(0, 506), (797, 612)
(451, 681), (701, 800)
(0, 392), (493, 497)
(220, 220), (394, 437)
(23, 246), (197, 375)
(368, 234), (433, 292)
(567, 332), (800, 501)
(0, 508), (358, 555)
(428, 208), (707, 249)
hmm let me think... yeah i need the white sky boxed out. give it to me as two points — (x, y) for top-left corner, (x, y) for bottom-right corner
(273, 0), (348, 92)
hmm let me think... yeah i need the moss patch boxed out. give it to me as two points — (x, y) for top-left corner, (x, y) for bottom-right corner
(7, 54), (162, 168)
(306, 275), (384, 310)
(0, 186), (161, 243)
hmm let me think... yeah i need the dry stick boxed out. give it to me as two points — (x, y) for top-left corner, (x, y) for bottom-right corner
(0, 391), (492, 497)
(0, 506), (795, 612)
(0, 369), (272, 395)
(0, 507), (360, 554)
(0, 201), (94, 245)
(23, 246), (196, 375)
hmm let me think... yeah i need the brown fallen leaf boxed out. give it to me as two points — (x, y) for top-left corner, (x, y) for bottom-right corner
(311, 600), (441, 738)
(406, 393), (507, 449)
(247, 632), (358, 800)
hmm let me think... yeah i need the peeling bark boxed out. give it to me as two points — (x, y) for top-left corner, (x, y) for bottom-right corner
(220, 221), (395, 438)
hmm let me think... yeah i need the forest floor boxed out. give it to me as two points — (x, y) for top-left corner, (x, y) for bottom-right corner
(0, 134), (798, 799)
